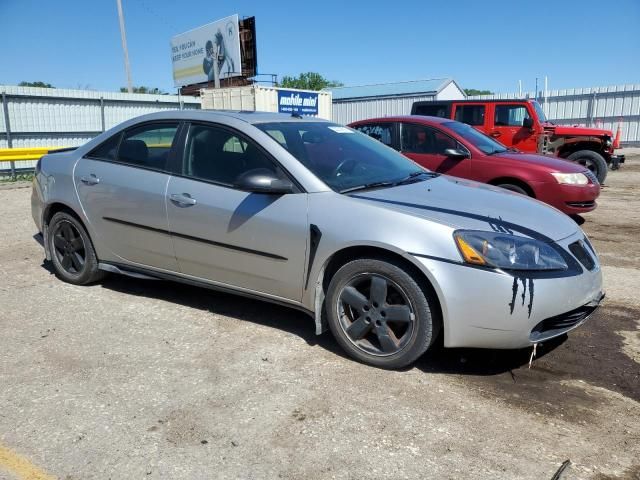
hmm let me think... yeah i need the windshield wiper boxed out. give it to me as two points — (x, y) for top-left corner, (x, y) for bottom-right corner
(487, 149), (508, 155)
(339, 180), (396, 194)
(339, 171), (437, 194)
(396, 170), (437, 184)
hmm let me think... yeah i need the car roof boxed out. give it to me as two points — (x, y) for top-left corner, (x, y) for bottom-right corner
(412, 99), (535, 105)
(126, 109), (332, 125)
(349, 115), (454, 126)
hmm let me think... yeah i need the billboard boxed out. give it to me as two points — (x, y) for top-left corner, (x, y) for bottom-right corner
(171, 14), (241, 88)
(277, 90), (319, 115)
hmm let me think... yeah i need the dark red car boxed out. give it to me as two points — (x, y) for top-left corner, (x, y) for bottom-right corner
(349, 116), (600, 215)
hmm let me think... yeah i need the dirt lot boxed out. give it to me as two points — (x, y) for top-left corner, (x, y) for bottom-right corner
(0, 152), (638, 480)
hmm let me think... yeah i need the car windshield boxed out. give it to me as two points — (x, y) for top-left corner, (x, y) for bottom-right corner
(443, 121), (508, 155)
(256, 122), (433, 192)
(532, 101), (547, 122)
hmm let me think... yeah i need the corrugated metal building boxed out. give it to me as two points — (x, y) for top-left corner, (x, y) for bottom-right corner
(0, 85), (201, 149)
(327, 78), (465, 125)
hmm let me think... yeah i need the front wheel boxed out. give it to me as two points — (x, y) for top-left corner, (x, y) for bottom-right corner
(47, 211), (104, 285)
(566, 150), (608, 183)
(326, 258), (438, 369)
(496, 183), (530, 196)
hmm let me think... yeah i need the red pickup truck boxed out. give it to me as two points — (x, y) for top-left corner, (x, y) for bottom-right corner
(411, 99), (624, 183)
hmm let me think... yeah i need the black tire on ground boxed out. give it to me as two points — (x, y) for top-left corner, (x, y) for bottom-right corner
(566, 150), (608, 184)
(47, 211), (104, 285)
(496, 183), (530, 196)
(325, 258), (438, 369)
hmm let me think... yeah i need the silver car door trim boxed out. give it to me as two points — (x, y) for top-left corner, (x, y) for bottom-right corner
(102, 216), (288, 261)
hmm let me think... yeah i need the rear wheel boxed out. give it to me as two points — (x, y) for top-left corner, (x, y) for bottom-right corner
(48, 211), (104, 285)
(326, 258), (437, 369)
(566, 150), (607, 183)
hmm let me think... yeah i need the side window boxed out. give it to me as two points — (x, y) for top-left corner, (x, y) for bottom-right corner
(413, 104), (449, 118)
(401, 123), (457, 154)
(353, 123), (394, 148)
(494, 105), (530, 127)
(184, 124), (283, 186)
(454, 105), (486, 126)
(118, 123), (179, 169)
(87, 133), (121, 161)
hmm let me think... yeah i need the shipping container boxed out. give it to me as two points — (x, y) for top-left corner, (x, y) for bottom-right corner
(200, 85), (332, 120)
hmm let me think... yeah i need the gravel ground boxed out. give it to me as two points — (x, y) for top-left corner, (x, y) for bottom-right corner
(0, 152), (638, 480)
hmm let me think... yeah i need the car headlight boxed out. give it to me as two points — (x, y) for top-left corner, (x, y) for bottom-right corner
(550, 172), (589, 185)
(453, 230), (568, 271)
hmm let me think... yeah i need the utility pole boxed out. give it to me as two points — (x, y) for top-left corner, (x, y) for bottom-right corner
(116, 0), (133, 93)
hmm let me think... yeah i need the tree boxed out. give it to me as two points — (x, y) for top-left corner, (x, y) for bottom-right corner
(19, 81), (53, 88)
(279, 72), (343, 91)
(464, 88), (494, 96)
(120, 86), (167, 94)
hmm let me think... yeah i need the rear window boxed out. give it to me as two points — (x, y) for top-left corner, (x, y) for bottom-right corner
(454, 105), (486, 126)
(413, 103), (449, 118)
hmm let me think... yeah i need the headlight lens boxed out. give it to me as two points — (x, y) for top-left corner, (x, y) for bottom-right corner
(551, 172), (589, 185)
(453, 230), (568, 271)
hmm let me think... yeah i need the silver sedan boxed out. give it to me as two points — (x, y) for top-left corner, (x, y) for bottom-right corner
(31, 111), (604, 368)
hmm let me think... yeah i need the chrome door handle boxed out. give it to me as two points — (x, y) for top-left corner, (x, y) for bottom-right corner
(170, 193), (197, 207)
(80, 174), (100, 185)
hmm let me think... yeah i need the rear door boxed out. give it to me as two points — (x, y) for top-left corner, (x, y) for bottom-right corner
(74, 122), (180, 271)
(165, 122), (308, 301)
(399, 122), (470, 177)
(489, 103), (537, 151)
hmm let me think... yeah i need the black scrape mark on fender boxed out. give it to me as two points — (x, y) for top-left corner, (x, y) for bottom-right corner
(509, 276), (535, 318)
(509, 278), (518, 314)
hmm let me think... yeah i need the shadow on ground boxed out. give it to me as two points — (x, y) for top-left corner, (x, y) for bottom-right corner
(46, 263), (639, 420)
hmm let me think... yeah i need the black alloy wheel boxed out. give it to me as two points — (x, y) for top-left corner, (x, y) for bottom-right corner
(337, 273), (416, 356)
(52, 220), (86, 274)
(47, 211), (104, 285)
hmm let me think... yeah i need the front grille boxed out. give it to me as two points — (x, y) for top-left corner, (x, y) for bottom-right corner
(568, 240), (596, 270)
(583, 170), (599, 184)
(565, 200), (596, 208)
(530, 303), (599, 342)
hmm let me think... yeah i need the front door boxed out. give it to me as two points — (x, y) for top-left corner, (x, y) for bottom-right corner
(400, 122), (470, 178)
(74, 122), (180, 271)
(166, 123), (308, 301)
(490, 104), (538, 152)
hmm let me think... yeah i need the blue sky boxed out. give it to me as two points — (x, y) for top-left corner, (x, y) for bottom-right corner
(1, 0), (638, 94)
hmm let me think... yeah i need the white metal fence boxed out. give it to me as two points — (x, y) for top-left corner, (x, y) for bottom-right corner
(469, 84), (640, 146)
(0, 85), (201, 173)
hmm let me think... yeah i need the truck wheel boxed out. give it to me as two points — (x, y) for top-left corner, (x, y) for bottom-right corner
(566, 150), (608, 183)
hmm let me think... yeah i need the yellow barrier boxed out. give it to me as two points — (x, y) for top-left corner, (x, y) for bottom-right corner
(0, 143), (172, 164)
(0, 147), (61, 163)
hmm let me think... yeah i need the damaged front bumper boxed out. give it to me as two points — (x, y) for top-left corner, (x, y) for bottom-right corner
(411, 231), (603, 350)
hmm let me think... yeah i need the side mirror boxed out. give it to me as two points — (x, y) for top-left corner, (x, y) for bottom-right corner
(444, 148), (470, 160)
(522, 117), (534, 129)
(235, 170), (294, 194)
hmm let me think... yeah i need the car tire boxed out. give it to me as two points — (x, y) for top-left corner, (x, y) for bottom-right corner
(566, 150), (608, 184)
(496, 183), (530, 196)
(326, 258), (438, 369)
(47, 211), (104, 285)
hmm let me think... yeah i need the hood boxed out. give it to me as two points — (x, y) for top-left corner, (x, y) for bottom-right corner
(349, 175), (580, 242)
(493, 151), (587, 173)
(544, 123), (613, 137)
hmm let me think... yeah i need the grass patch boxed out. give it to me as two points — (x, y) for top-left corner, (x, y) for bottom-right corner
(0, 173), (34, 182)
